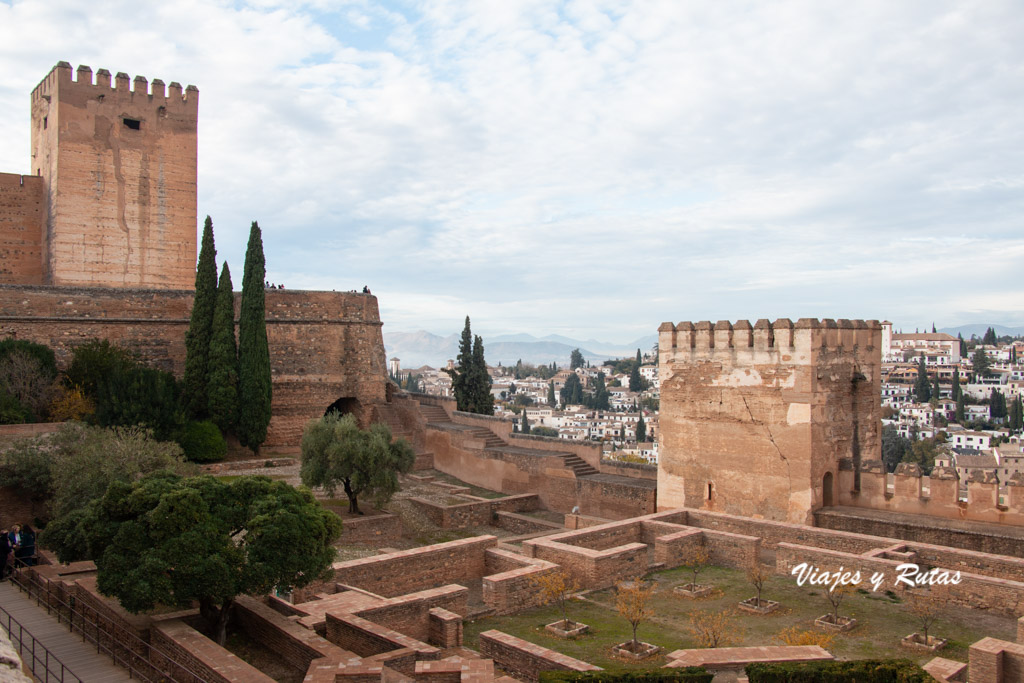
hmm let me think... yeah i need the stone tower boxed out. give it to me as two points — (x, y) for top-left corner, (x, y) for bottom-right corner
(657, 318), (881, 525)
(29, 62), (198, 289)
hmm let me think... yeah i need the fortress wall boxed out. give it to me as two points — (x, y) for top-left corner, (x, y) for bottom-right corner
(657, 318), (881, 524)
(836, 460), (1024, 527)
(0, 173), (45, 285)
(0, 285), (387, 449)
(31, 63), (198, 289)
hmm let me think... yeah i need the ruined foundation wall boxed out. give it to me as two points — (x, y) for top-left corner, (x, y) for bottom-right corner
(657, 318), (881, 525)
(0, 285), (387, 448)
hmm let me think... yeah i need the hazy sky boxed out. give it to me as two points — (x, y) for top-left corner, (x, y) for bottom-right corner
(1, 1), (1022, 343)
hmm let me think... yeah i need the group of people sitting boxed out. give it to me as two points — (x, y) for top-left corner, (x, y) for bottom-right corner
(0, 523), (36, 578)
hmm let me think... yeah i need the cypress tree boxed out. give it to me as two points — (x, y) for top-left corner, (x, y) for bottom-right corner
(547, 381), (556, 408)
(931, 376), (941, 402)
(914, 357), (931, 402)
(183, 216), (218, 418)
(520, 409), (530, 434)
(470, 334), (494, 415)
(1012, 397), (1023, 432)
(449, 317), (473, 412)
(636, 413), (646, 443)
(951, 367), (961, 401)
(237, 221), (272, 453)
(955, 392), (965, 424)
(207, 262), (238, 435)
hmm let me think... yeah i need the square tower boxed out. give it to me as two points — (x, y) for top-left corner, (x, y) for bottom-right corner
(657, 318), (882, 524)
(30, 62), (198, 289)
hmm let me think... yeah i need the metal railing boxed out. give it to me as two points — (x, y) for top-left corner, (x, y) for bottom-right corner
(0, 600), (83, 683)
(9, 562), (211, 683)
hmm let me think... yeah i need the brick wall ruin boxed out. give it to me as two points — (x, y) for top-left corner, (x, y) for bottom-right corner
(657, 318), (881, 524)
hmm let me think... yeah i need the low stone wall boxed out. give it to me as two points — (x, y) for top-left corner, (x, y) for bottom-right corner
(775, 543), (1024, 617)
(685, 508), (890, 553)
(326, 612), (440, 659)
(233, 596), (348, 672)
(150, 619), (276, 683)
(330, 536), (497, 597)
(321, 505), (403, 544)
(494, 511), (562, 535)
(409, 494), (540, 530)
(478, 630), (600, 682)
(815, 507), (1024, 557)
(969, 637), (1024, 683)
(577, 474), (657, 519)
(481, 548), (559, 615)
(598, 458), (658, 480)
(353, 585), (468, 641)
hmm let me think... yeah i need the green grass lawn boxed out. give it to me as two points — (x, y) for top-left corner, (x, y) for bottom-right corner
(463, 565), (1018, 669)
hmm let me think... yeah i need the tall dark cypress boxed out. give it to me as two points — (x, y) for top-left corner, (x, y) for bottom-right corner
(183, 216), (218, 418)
(237, 221), (272, 453)
(449, 317), (473, 412)
(470, 334), (494, 415)
(207, 262), (238, 434)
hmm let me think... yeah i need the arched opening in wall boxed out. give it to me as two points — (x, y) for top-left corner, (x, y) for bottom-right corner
(325, 397), (361, 420)
(822, 472), (834, 507)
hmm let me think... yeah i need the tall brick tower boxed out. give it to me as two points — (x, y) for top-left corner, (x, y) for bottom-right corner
(29, 62), (198, 289)
(657, 318), (882, 524)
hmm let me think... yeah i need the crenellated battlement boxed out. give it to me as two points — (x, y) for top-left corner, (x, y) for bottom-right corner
(658, 317), (880, 355)
(31, 61), (197, 112)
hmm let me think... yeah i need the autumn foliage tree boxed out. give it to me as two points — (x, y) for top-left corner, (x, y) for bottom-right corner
(531, 569), (580, 629)
(684, 545), (711, 590)
(688, 609), (739, 648)
(615, 580), (655, 652)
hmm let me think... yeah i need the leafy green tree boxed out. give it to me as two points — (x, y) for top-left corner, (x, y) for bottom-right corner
(629, 364), (648, 393)
(570, 348), (584, 370)
(590, 371), (610, 410)
(94, 364), (184, 441)
(904, 438), (940, 474)
(1010, 396), (1023, 432)
(881, 424), (911, 473)
(0, 347), (58, 422)
(560, 373), (583, 406)
(183, 216), (218, 419)
(44, 472), (340, 645)
(973, 348), (991, 380)
(532, 426), (558, 437)
(238, 221), (272, 453)
(914, 357), (931, 403)
(520, 409), (530, 434)
(636, 412), (647, 443)
(547, 381), (556, 408)
(0, 339), (57, 378)
(2, 422), (190, 521)
(983, 327), (997, 346)
(300, 412), (415, 514)
(207, 263), (239, 435)
(65, 340), (137, 396)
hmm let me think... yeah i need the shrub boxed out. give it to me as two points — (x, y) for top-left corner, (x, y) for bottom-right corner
(64, 339), (138, 395)
(745, 659), (931, 682)
(0, 389), (31, 424)
(93, 364), (184, 441)
(0, 348), (58, 421)
(0, 339), (57, 378)
(176, 420), (228, 463)
(775, 625), (835, 649)
(48, 384), (95, 422)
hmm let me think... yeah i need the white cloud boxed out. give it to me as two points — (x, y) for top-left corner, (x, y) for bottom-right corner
(1, 0), (1023, 341)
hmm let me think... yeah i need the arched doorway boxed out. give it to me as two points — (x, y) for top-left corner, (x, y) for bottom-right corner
(822, 471), (834, 507)
(325, 396), (362, 419)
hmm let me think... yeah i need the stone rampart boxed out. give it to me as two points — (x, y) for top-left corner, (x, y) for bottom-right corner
(150, 619), (275, 683)
(481, 549), (559, 615)
(836, 459), (1024, 527)
(408, 493), (540, 530)
(233, 596), (351, 671)
(0, 285), (387, 449)
(969, 637), (1024, 683)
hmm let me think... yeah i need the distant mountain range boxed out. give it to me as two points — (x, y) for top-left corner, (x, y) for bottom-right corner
(383, 330), (659, 369)
(936, 324), (1024, 338)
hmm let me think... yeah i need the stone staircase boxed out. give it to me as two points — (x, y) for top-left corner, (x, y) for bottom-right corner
(467, 426), (506, 449)
(373, 404), (434, 471)
(419, 403), (452, 424)
(563, 453), (599, 477)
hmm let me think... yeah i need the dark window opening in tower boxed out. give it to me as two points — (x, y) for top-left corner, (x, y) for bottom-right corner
(123, 117), (141, 130)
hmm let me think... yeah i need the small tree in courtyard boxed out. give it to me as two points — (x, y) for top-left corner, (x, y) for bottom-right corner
(684, 545), (711, 590)
(823, 584), (852, 625)
(531, 569), (580, 629)
(615, 580), (655, 652)
(300, 412), (415, 514)
(747, 563), (771, 607)
(906, 591), (943, 645)
(688, 609), (739, 648)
